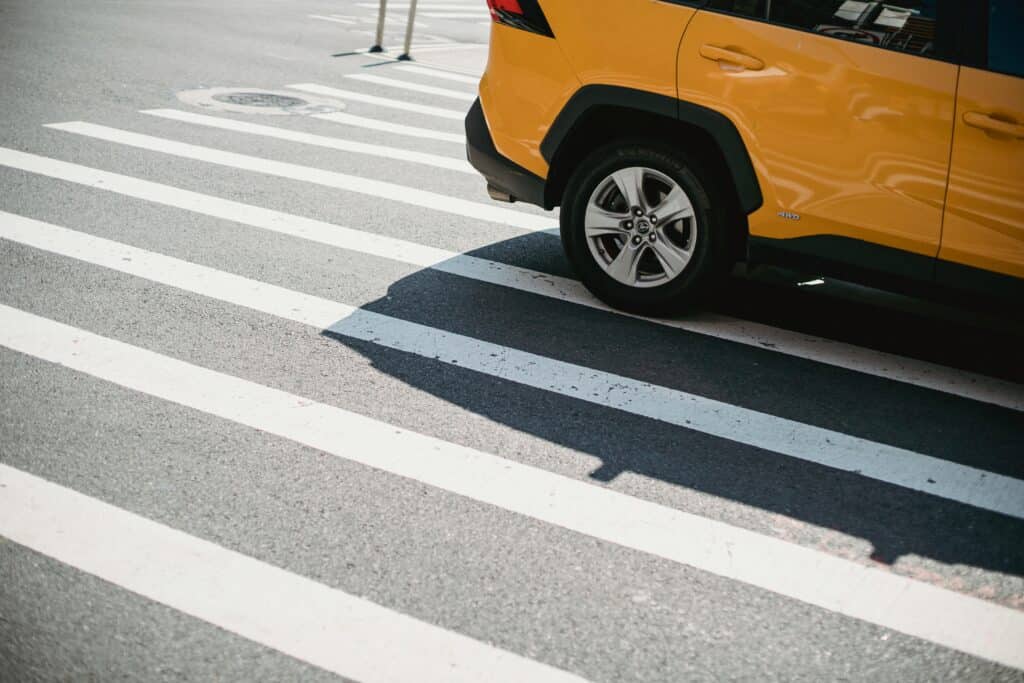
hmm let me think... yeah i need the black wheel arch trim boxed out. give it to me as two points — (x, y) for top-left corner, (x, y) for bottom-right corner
(540, 84), (764, 215)
(465, 98), (547, 208)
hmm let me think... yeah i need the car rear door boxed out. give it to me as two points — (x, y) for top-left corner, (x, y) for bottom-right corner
(676, 1), (958, 280)
(936, 0), (1024, 293)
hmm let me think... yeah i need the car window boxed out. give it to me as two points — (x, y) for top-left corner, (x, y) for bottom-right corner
(704, 1), (940, 58)
(705, 0), (765, 18)
(988, 0), (1024, 78)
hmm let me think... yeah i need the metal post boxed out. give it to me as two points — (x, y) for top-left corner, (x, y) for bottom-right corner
(398, 0), (418, 60)
(370, 0), (386, 52)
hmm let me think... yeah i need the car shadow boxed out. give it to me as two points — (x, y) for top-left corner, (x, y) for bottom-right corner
(321, 231), (1024, 583)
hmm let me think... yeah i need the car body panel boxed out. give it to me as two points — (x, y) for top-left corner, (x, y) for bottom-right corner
(677, 10), (956, 257)
(939, 66), (1024, 279)
(478, 23), (579, 178)
(540, 0), (697, 101)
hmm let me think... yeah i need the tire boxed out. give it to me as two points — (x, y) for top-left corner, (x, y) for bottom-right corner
(560, 141), (731, 316)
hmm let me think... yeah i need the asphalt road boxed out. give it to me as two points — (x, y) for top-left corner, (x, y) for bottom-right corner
(1, 1), (1023, 681)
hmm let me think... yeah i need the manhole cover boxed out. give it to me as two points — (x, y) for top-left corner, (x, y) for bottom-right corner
(176, 87), (346, 116)
(212, 92), (308, 108)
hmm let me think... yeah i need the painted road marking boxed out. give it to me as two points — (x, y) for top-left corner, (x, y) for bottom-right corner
(343, 74), (477, 102)
(357, 2), (482, 8)
(1, 304), (1022, 670)
(352, 14), (433, 28)
(44, 122), (553, 232)
(390, 42), (487, 53)
(311, 111), (465, 143)
(422, 12), (490, 18)
(0, 464), (584, 683)
(308, 14), (357, 24)
(2, 211), (1021, 520)
(140, 109), (473, 173)
(395, 64), (479, 85)
(1, 147), (1019, 411)
(288, 82), (465, 119)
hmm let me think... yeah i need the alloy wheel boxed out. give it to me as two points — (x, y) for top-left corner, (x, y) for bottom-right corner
(583, 166), (698, 288)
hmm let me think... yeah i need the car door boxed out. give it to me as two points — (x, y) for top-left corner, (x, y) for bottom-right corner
(936, 0), (1024, 293)
(676, 1), (958, 280)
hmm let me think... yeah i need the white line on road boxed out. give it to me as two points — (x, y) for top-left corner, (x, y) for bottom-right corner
(343, 74), (477, 101)
(44, 122), (553, 232)
(353, 14), (433, 28)
(140, 109), (473, 173)
(311, 111), (465, 143)
(308, 14), (356, 24)
(1, 146), (1019, 412)
(357, 2), (482, 8)
(329, 43), (470, 54)
(422, 12), (490, 18)
(395, 64), (479, 85)
(1, 304), (1022, 670)
(0, 465), (584, 683)
(394, 42), (488, 52)
(287, 82), (466, 119)
(2, 210), (1021, 520)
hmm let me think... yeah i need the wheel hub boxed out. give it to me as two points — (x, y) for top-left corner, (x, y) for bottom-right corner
(583, 165), (698, 289)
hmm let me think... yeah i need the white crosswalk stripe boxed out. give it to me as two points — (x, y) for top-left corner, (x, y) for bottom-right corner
(44, 121), (554, 232)
(4, 57), (1023, 680)
(308, 14), (357, 25)
(423, 12), (490, 18)
(2, 210), (1021, 519)
(1, 304), (1022, 671)
(344, 74), (478, 101)
(397, 42), (489, 53)
(353, 14), (433, 28)
(140, 108), (474, 173)
(2, 146), (1017, 411)
(288, 82), (467, 119)
(312, 110), (466, 143)
(395, 64), (480, 85)
(0, 464), (587, 683)
(356, 2), (483, 9)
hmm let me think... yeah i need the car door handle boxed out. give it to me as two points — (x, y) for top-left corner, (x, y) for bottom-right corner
(698, 44), (764, 71)
(963, 112), (1024, 139)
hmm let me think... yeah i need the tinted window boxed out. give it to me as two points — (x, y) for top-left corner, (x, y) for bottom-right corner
(989, 0), (1024, 78)
(705, 1), (940, 58)
(705, 0), (764, 18)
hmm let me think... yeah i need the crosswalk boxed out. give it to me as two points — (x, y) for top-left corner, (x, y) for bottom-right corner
(6, 209), (1021, 516)
(2, 55), (1023, 681)
(292, 81), (469, 119)
(139, 109), (475, 173)
(0, 464), (583, 683)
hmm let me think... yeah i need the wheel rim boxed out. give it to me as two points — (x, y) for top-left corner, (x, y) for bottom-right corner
(583, 166), (698, 289)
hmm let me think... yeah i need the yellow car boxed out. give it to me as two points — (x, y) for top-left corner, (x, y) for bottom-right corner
(467, 0), (1023, 314)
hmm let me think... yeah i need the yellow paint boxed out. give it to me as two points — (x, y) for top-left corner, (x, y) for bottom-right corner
(479, 1), (698, 179)
(677, 11), (957, 256)
(939, 67), (1024, 278)
(478, 24), (579, 178)
(540, 1), (697, 100)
